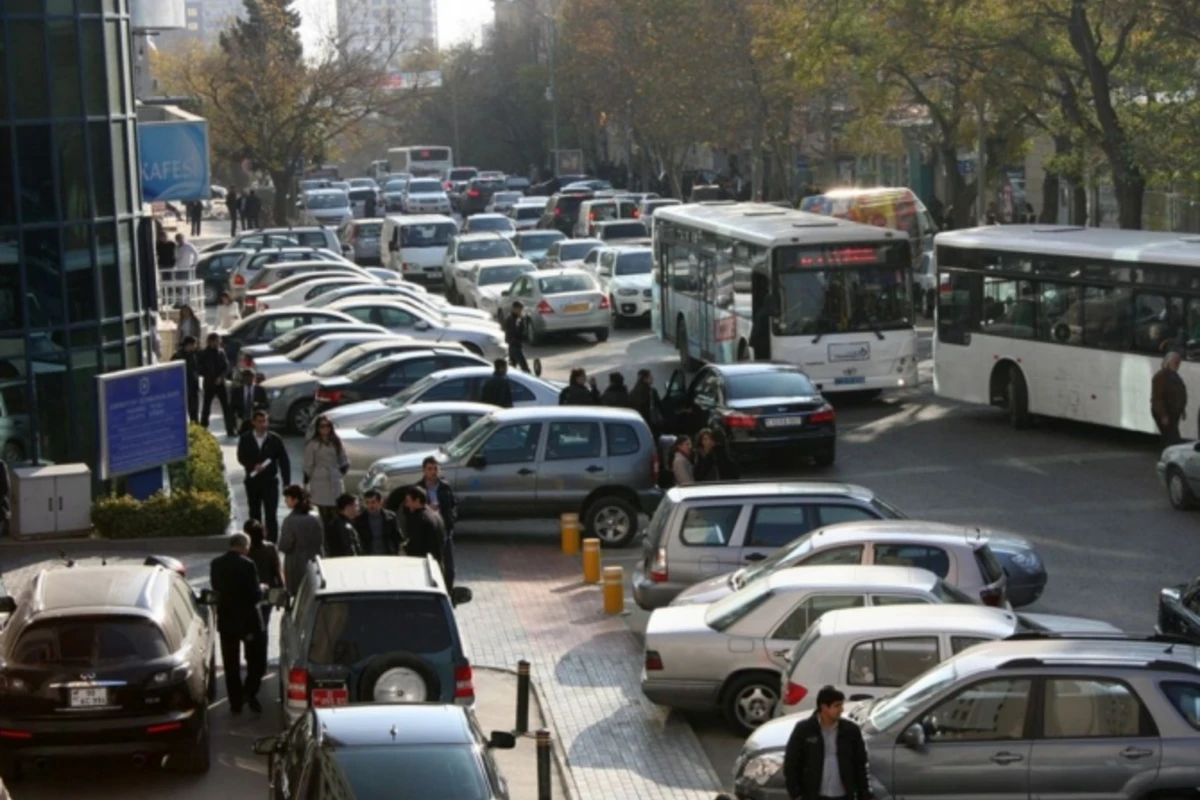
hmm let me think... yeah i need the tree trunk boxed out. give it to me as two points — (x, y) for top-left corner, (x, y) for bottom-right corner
(270, 170), (293, 226)
(1040, 172), (1059, 224)
(1071, 183), (1087, 225)
(940, 143), (975, 227)
(1114, 172), (1146, 229)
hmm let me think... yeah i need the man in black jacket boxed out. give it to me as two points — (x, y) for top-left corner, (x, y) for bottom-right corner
(353, 489), (402, 555)
(784, 686), (874, 800)
(197, 332), (234, 437)
(401, 485), (445, 572)
(419, 456), (458, 589)
(236, 410), (292, 543)
(173, 335), (201, 423)
(559, 367), (600, 405)
(230, 369), (269, 435)
(502, 302), (530, 373)
(325, 493), (362, 556)
(209, 532), (266, 713)
(479, 359), (514, 408)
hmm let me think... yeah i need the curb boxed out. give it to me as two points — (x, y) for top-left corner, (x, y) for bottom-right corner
(477, 665), (580, 800)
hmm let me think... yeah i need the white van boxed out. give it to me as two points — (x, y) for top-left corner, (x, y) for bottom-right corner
(381, 214), (459, 289)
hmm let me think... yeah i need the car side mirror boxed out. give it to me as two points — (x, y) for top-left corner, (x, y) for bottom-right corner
(0, 596), (15, 615)
(198, 588), (219, 606)
(451, 586), (473, 606)
(500, 290), (510, 297)
(252, 736), (281, 756)
(901, 722), (925, 749)
(414, 320), (430, 331)
(468, 454), (487, 469)
(488, 731), (516, 750)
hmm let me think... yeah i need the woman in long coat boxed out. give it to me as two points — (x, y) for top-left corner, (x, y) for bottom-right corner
(303, 415), (350, 525)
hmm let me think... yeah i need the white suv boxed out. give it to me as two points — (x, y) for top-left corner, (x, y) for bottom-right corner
(592, 246), (653, 326)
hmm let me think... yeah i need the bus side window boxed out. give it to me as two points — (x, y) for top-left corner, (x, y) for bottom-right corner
(937, 271), (981, 345)
(1133, 294), (1184, 355)
(1187, 298), (1200, 361)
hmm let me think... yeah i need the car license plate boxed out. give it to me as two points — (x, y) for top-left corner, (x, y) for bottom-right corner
(834, 376), (867, 385)
(312, 687), (349, 707)
(69, 687), (109, 707)
(564, 302), (590, 313)
(764, 416), (807, 428)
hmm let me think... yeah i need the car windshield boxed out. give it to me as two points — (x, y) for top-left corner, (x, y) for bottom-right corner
(408, 180), (443, 194)
(773, 245), (913, 336)
(288, 339), (328, 361)
(385, 180), (408, 191)
(10, 617), (171, 666)
(473, 180), (505, 192)
(736, 534), (815, 588)
(615, 251), (652, 276)
(468, 217), (514, 233)
(538, 275), (595, 294)
(269, 328), (317, 352)
(588, 203), (619, 221)
(458, 239), (517, 261)
(305, 192), (349, 210)
(402, 223), (458, 248)
(349, 189), (376, 201)
(559, 242), (599, 261)
(313, 345), (375, 378)
(493, 192), (522, 204)
(326, 745), (490, 800)
(518, 233), (564, 252)
(726, 370), (818, 399)
(308, 595), (452, 665)
(359, 407), (411, 436)
(356, 223), (382, 237)
(871, 497), (907, 518)
(449, 169), (477, 181)
(478, 264), (533, 286)
(868, 660), (962, 732)
(516, 207), (542, 220)
(704, 581), (773, 631)
(442, 415), (498, 459)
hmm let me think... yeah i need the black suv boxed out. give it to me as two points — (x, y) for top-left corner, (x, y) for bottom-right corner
(460, 177), (508, 216)
(0, 557), (217, 778)
(537, 191), (593, 236)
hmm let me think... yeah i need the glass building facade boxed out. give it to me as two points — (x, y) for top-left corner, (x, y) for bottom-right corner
(0, 0), (149, 469)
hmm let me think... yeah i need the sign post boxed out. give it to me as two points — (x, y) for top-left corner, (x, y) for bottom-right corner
(97, 363), (190, 500)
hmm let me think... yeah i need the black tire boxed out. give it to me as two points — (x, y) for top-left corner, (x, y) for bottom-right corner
(203, 283), (219, 306)
(1167, 467), (1197, 511)
(170, 709), (211, 773)
(722, 672), (779, 735)
(532, 358), (542, 377)
(287, 399), (315, 435)
(359, 651), (442, 703)
(814, 443), (836, 467)
(595, 328), (610, 343)
(584, 494), (639, 547)
(206, 650), (217, 703)
(610, 297), (624, 328)
(526, 320), (542, 347)
(1006, 366), (1032, 429)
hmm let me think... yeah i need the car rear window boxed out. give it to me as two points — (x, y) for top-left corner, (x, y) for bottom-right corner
(449, 169), (477, 181)
(599, 222), (648, 239)
(705, 582), (773, 631)
(11, 617), (171, 666)
(1161, 682), (1200, 730)
(974, 545), (1005, 584)
(328, 745), (489, 800)
(408, 180), (443, 193)
(643, 495), (677, 548)
(295, 232), (329, 248)
(473, 180), (505, 192)
(516, 207), (542, 220)
(349, 189), (376, 201)
(458, 240), (517, 261)
(356, 223), (382, 237)
(554, 196), (585, 214)
(402, 223), (457, 248)
(308, 596), (453, 665)
(559, 242), (599, 261)
(538, 275), (595, 294)
(726, 371), (818, 399)
(931, 580), (978, 604)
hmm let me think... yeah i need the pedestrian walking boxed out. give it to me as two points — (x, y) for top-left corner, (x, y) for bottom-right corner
(1152, 351), (1188, 447)
(244, 190), (262, 229)
(628, 368), (664, 435)
(671, 435), (695, 487)
(420, 456), (458, 590)
(363, 190), (377, 219)
(480, 359), (514, 408)
(278, 485), (324, 594)
(197, 333), (234, 436)
(236, 410), (292, 543)
(400, 485), (446, 572)
(559, 367), (600, 405)
(227, 188), (240, 236)
(155, 223), (176, 271)
(600, 372), (632, 407)
(230, 368), (268, 435)
(172, 335), (201, 423)
(353, 489), (403, 555)
(187, 200), (203, 236)
(176, 303), (202, 343)
(503, 302), (530, 372)
(208, 532), (267, 714)
(694, 427), (740, 482)
(783, 686), (874, 800)
(216, 291), (241, 330)
(175, 233), (199, 275)
(243, 519), (284, 634)
(304, 414), (350, 525)
(324, 493), (362, 557)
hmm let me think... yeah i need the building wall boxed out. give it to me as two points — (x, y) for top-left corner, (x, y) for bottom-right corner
(0, 0), (151, 468)
(160, 0), (241, 46)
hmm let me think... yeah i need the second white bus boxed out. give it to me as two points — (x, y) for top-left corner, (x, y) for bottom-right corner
(387, 146), (454, 179)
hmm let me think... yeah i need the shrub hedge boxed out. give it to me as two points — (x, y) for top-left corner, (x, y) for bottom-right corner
(92, 423), (231, 539)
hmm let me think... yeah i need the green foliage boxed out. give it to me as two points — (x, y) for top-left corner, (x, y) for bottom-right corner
(167, 423), (228, 502)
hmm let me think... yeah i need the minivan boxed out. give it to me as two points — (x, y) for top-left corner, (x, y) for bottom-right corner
(382, 214), (459, 288)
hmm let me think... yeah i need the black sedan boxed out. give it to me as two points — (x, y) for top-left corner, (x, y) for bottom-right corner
(460, 177), (508, 216)
(661, 363), (837, 466)
(1157, 575), (1200, 643)
(313, 350), (487, 413)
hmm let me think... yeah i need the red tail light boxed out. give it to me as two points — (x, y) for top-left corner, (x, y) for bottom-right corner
(468, 189), (481, 197)
(286, 668), (308, 707)
(809, 406), (836, 424)
(598, 295), (611, 310)
(784, 681), (808, 706)
(725, 413), (757, 429)
(633, 208), (641, 218)
(244, 296), (257, 308)
(315, 389), (344, 404)
(0, 730), (33, 740)
(536, 299), (554, 315)
(454, 664), (475, 701)
(445, 182), (453, 190)
(589, 211), (596, 220)
(980, 585), (1005, 608)
(553, 207), (562, 216)
(649, 546), (668, 582)
(644, 650), (664, 671)
(233, 275), (245, 286)
(147, 722), (184, 735)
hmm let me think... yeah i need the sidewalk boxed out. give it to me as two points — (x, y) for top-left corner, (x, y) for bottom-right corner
(476, 669), (567, 799)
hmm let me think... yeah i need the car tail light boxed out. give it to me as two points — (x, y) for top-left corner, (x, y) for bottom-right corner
(980, 585), (1005, 607)
(244, 296), (257, 308)
(233, 275), (245, 286)
(468, 189), (481, 198)
(783, 681), (808, 706)
(809, 406), (836, 424)
(633, 208), (641, 218)
(147, 721), (184, 735)
(0, 730), (32, 740)
(589, 211), (596, 220)
(553, 207), (562, 216)
(644, 650), (664, 671)
(445, 182), (453, 190)
(454, 663), (475, 701)
(315, 389), (344, 404)
(649, 546), (668, 582)
(725, 413), (757, 429)
(598, 295), (611, 310)
(536, 299), (554, 315)
(287, 668), (308, 709)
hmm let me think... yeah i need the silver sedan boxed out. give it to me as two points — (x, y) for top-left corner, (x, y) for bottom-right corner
(508, 268), (611, 344)
(340, 401), (494, 488)
(1158, 441), (1200, 509)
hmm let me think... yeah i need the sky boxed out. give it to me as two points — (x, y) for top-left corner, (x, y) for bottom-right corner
(296, 0), (493, 50)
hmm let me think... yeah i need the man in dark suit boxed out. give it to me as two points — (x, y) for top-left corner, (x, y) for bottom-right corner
(353, 489), (402, 555)
(324, 493), (363, 557)
(401, 485), (446, 573)
(197, 333), (234, 437)
(209, 532), (266, 713)
(236, 410), (292, 542)
(230, 369), (269, 435)
(172, 336), (201, 423)
(419, 456), (458, 589)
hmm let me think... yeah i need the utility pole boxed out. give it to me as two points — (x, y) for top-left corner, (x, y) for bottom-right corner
(976, 100), (987, 224)
(450, 70), (462, 162)
(548, 14), (559, 159)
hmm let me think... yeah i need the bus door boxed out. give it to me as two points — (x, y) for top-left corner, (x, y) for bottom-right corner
(697, 251), (716, 360)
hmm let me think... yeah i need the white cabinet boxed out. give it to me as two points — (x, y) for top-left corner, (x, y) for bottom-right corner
(12, 464), (93, 540)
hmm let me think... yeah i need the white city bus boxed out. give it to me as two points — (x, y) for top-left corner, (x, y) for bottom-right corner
(934, 225), (1200, 434)
(387, 146), (454, 178)
(652, 202), (918, 394)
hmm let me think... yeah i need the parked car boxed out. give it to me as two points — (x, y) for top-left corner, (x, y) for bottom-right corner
(507, 268), (611, 344)
(505, 176), (531, 193)
(735, 635), (1200, 800)
(230, 226), (346, 257)
(537, 191), (593, 235)
(314, 364), (564, 435)
(363, 406), (662, 546)
(485, 191), (524, 214)
(306, 283), (452, 313)
(248, 332), (399, 381)
(326, 299), (504, 359)
(442, 166), (479, 210)
(460, 259), (538, 317)
(637, 197), (682, 223)
(1158, 440), (1200, 510)
(220, 308), (360, 373)
(327, 291), (493, 325)
(253, 275), (380, 313)
(631, 481), (904, 610)
(592, 219), (650, 246)
(441, 234), (521, 304)
(340, 401), (494, 487)
(255, 703), (513, 800)
(1157, 573), (1200, 642)
(511, 230), (565, 266)
(312, 350), (490, 415)
(573, 197), (640, 238)
(0, 560), (217, 777)
(242, 262), (374, 310)
(299, 188), (353, 227)
(339, 218), (385, 265)
(239, 322), (390, 364)
(276, 555), (474, 725)
(229, 247), (349, 300)
(196, 248), (252, 305)
(461, 213), (516, 237)
(508, 199), (549, 231)
(382, 214), (459, 288)
(542, 238), (603, 270)
(460, 177), (508, 216)
(592, 245), (653, 325)
(401, 178), (453, 215)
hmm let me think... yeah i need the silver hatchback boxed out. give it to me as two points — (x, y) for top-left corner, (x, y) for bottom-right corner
(508, 268), (611, 344)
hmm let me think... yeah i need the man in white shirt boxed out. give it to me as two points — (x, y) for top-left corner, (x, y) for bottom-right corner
(175, 233), (200, 274)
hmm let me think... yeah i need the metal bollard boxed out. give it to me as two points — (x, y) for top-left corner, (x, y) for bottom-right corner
(560, 512), (580, 555)
(582, 538), (601, 584)
(602, 565), (624, 614)
(536, 728), (552, 800)
(516, 660), (531, 734)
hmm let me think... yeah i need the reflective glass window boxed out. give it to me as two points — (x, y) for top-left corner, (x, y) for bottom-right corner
(23, 227), (64, 328)
(35, 365), (70, 463)
(64, 223), (97, 323)
(117, 220), (135, 314)
(17, 126), (57, 223)
(89, 122), (114, 217)
(104, 20), (124, 114)
(93, 222), (119, 318)
(48, 0), (78, 13)
(49, 19), (84, 118)
(69, 347), (100, 466)
(80, 20), (107, 116)
(57, 123), (90, 221)
(0, 128), (15, 227)
(10, 22), (49, 120)
(0, 233), (20, 330)
(111, 122), (129, 214)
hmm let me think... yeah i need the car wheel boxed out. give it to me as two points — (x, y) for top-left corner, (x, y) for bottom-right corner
(595, 327), (610, 343)
(360, 652), (442, 703)
(723, 672), (779, 735)
(288, 400), (315, 435)
(206, 650), (217, 702)
(610, 297), (624, 328)
(203, 283), (219, 306)
(170, 709), (211, 773)
(1006, 366), (1032, 429)
(2, 439), (25, 463)
(813, 443), (836, 467)
(526, 319), (542, 346)
(584, 495), (638, 547)
(1168, 467), (1197, 510)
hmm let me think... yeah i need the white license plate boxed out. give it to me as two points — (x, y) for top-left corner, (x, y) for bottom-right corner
(69, 687), (110, 707)
(764, 416), (807, 428)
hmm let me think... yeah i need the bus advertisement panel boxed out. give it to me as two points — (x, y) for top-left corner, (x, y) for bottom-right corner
(800, 187), (936, 258)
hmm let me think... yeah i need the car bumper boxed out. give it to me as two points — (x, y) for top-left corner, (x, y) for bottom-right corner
(640, 673), (720, 711)
(0, 708), (202, 758)
(732, 776), (791, 800)
(727, 428), (836, 457)
(532, 310), (610, 335)
(631, 563), (683, 610)
(613, 295), (652, 317)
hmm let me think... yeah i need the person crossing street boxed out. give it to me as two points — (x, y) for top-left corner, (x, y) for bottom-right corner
(503, 301), (531, 373)
(208, 532), (267, 714)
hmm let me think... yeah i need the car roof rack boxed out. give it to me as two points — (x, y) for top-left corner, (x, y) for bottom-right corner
(312, 556), (327, 589)
(423, 555), (439, 589)
(1004, 632), (1194, 646)
(999, 656), (1200, 675)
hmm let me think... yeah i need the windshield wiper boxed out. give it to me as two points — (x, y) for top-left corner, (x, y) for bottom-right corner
(866, 319), (885, 341)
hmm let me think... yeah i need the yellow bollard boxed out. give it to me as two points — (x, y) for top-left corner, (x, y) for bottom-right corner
(602, 565), (624, 615)
(582, 538), (601, 584)
(560, 512), (580, 555)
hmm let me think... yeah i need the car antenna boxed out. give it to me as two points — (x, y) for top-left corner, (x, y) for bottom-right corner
(59, 550), (75, 568)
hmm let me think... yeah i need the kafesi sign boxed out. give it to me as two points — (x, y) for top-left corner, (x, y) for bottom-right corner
(138, 120), (212, 202)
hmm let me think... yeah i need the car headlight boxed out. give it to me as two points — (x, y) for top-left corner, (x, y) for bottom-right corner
(739, 751), (784, 786)
(617, 287), (638, 296)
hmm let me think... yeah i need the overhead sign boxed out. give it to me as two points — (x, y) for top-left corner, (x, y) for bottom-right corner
(97, 362), (190, 480)
(138, 120), (212, 202)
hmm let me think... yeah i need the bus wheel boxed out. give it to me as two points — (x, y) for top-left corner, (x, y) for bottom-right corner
(1006, 366), (1032, 429)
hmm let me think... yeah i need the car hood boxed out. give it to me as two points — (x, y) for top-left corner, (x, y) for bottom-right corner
(645, 603), (711, 639)
(263, 370), (321, 390)
(323, 399), (390, 425)
(444, 306), (493, 320)
(1018, 613), (1122, 634)
(610, 273), (652, 290)
(318, 375), (353, 390)
(669, 573), (736, 606)
(475, 285), (508, 302)
(376, 449), (442, 477)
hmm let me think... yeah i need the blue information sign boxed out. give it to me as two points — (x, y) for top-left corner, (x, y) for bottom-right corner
(138, 120), (212, 203)
(97, 363), (190, 480)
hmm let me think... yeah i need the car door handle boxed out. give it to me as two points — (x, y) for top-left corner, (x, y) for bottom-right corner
(990, 752), (1024, 765)
(585, 465), (604, 473)
(517, 468), (535, 476)
(771, 649), (791, 659)
(744, 553), (767, 562)
(1120, 747), (1154, 759)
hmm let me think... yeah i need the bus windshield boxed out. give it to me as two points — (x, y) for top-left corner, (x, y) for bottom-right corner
(773, 244), (912, 336)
